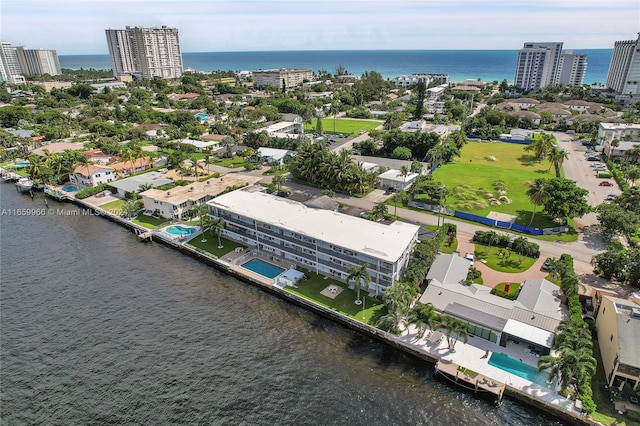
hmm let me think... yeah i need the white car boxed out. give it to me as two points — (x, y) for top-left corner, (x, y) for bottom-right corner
(464, 253), (475, 266)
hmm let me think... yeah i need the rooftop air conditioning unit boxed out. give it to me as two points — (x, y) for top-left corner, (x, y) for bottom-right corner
(167, 191), (171, 196)
(190, 187), (194, 191)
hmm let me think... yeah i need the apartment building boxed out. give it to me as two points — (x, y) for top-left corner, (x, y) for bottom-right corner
(207, 189), (420, 293)
(596, 296), (640, 390)
(141, 175), (260, 220)
(252, 68), (313, 90)
(15, 46), (62, 76)
(106, 26), (183, 79)
(556, 51), (587, 87)
(605, 34), (640, 103)
(391, 74), (450, 88)
(514, 42), (564, 90)
(0, 41), (26, 84)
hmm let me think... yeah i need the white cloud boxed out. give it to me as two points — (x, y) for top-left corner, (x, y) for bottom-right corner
(1, 0), (638, 54)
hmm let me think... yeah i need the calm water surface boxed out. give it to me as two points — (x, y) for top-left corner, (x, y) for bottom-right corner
(0, 185), (563, 425)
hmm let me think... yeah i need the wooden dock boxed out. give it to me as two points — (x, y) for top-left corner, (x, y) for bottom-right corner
(435, 359), (505, 403)
(136, 229), (153, 242)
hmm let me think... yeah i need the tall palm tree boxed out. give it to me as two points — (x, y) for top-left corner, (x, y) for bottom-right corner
(443, 316), (469, 351)
(371, 202), (388, 221)
(272, 170), (285, 191)
(484, 231), (500, 255)
(526, 132), (554, 162)
(538, 347), (597, 392)
(210, 216), (225, 248)
(346, 263), (371, 304)
(196, 204), (211, 242)
(511, 236), (529, 263)
(547, 146), (569, 178)
(526, 179), (551, 227)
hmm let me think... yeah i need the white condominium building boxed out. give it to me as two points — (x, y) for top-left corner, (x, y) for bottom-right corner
(106, 26), (183, 79)
(207, 190), (420, 293)
(514, 42), (564, 90)
(0, 41), (26, 84)
(557, 51), (587, 87)
(15, 47), (62, 76)
(605, 34), (640, 100)
(252, 68), (313, 90)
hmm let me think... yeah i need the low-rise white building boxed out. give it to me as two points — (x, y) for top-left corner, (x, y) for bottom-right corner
(181, 138), (220, 153)
(258, 120), (303, 139)
(70, 164), (116, 187)
(207, 189), (421, 293)
(598, 123), (640, 158)
(256, 147), (292, 165)
(377, 169), (419, 191)
(141, 174), (261, 220)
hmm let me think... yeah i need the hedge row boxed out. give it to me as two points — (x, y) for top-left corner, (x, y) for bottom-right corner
(601, 153), (630, 192)
(75, 183), (108, 199)
(472, 230), (540, 258)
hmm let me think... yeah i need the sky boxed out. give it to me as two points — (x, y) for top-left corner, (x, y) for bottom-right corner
(1, 0), (639, 55)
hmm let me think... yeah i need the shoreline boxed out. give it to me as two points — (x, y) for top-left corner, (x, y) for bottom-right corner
(70, 195), (594, 425)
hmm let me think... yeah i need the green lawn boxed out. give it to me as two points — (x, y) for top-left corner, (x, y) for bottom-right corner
(209, 155), (246, 168)
(432, 141), (559, 228)
(132, 213), (169, 229)
(440, 237), (458, 254)
(283, 268), (386, 325)
(474, 244), (537, 273)
(187, 236), (245, 258)
(99, 199), (125, 213)
(304, 118), (382, 135)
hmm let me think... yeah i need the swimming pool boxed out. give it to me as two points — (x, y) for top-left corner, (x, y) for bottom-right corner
(194, 113), (208, 121)
(241, 258), (285, 279)
(61, 185), (79, 193)
(488, 352), (552, 387)
(13, 161), (30, 168)
(164, 225), (198, 236)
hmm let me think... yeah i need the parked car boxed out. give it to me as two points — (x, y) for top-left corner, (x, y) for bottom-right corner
(542, 257), (554, 271)
(464, 253), (475, 266)
(599, 181), (614, 187)
(587, 156), (600, 161)
(385, 187), (396, 194)
(593, 164), (607, 170)
(275, 190), (291, 197)
(606, 194), (616, 201)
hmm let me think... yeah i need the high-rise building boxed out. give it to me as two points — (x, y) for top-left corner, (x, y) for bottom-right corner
(15, 46), (62, 76)
(514, 42), (564, 90)
(557, 51), (587, 87)
(105, 26), (183, 79)
(605, 34), (640, 101)
(0, 41), (26, 84)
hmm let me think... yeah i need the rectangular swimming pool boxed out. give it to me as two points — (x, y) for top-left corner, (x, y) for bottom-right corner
(241, 258), (285, 279)
(488, 352), (552, 388)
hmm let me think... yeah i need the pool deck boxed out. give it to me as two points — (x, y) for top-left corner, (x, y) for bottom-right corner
(396, 324), (583, 417)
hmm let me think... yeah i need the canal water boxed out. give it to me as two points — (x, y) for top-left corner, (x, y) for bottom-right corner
(0, 184), (563, 425)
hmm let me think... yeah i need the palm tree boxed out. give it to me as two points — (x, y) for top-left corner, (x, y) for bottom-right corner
(121, 199), (141, 219)
(346, 263), (371, 304)
(547, 146), (569, 178)
(272, 170), (286, 191)
(441, 316), (469, 351)
(484, 231), (500, 255)
(209, 216), (225, 248)
(538, 348), (597, 392)
(196, 204), (211, 242)
(75, 154), (91, 187)
(526, 179), (551, 227)
(408, 303), (440, 338)
(525, 133), (554, 161)
(621, 164), (640, 187)
(370, 202), (388, 221)
(511, 236), (528, 263)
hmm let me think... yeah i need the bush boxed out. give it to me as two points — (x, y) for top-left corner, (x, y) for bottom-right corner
(75, 183), (108, 199)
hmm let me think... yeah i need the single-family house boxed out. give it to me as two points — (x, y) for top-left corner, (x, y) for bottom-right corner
(378, 169), (419, 191)
(70, 164), (116, 187)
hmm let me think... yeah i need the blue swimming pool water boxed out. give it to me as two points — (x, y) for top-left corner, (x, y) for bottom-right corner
(194, 113), (208, 121)
(241, 258), (285, 279)
(14, 161), (30, 168)
(488, 353), (552, 388)
(164, 225), (198, 236)
(61, 185), (79, 193)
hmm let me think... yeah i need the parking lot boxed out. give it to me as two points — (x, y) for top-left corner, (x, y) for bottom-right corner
(555, 131), (623, 229)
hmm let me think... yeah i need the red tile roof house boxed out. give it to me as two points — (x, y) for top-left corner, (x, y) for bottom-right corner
(110, 157), (155, 178)
(83, 149), (113, 164)
(167, 93), (201, 101)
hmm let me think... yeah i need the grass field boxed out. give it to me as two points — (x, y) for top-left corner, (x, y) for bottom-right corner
(187, 236), (245, 258)
(304, 118), (382, 135)
(432, 141), (559, 228)
(284, 268), (386, 324)
(99, 199), (125, 213)
(132, 214), (169, 229)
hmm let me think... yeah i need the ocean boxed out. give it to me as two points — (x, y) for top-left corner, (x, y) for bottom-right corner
(0, 185), (564, 425)
(59, 49), (613, 84)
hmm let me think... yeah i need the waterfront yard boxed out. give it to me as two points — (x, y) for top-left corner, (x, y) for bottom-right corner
(304, 118), (382, 135)
(132, 213), (168, 229)
(99, 199), (125, 213)
(431, 141), (559, 228)
(284, 268), (386, 325)
(187, 236), (245, 258)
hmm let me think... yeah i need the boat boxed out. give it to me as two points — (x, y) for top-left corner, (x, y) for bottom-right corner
(44, 185), (67, 200)
(434, 359), (504, 405)
(15, 177), (34, 193)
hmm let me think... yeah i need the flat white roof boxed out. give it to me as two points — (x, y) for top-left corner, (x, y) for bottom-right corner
(208, 190), (420, 263)
(378, 169), (419, 183)
(503, 319), (554, 348)
(181, 139), (219, 149)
